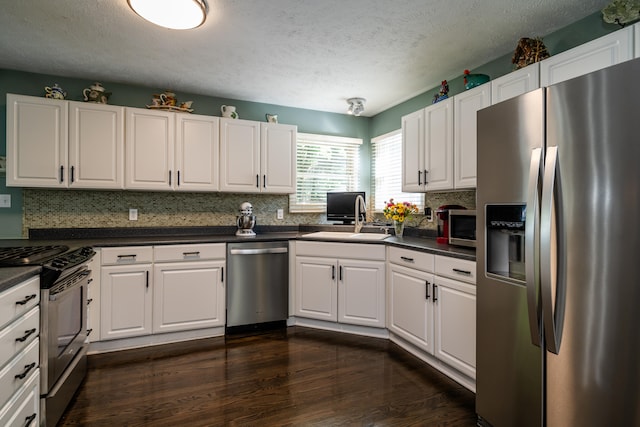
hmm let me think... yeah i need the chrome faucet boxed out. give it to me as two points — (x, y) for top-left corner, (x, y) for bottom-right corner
(354, 195), (366, 233)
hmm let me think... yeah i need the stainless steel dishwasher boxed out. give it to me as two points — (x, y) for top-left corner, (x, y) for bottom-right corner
(226, 241), (289, 333)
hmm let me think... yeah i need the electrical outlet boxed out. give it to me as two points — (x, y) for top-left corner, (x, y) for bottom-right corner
(277, 209), (284, 220)
(425, 207), (433, 222)
(0, 194), (10, 208)
(129, 208), (138, 221)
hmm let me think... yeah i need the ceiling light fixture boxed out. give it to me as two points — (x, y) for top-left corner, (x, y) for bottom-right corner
(347, 98), (366, 116)
(128, 0), (209, 30)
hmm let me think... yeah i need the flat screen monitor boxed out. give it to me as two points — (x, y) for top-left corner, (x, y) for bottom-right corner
(326, 191), (365, 224)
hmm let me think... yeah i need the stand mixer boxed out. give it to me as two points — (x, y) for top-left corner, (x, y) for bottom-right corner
(236, 202), (256, 237)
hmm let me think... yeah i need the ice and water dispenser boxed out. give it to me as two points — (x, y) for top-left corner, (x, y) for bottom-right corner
(486, 204), (526, 281)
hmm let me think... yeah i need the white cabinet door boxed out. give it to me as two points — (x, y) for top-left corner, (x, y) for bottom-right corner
(491, 63), (540, 104)
(540, 25), (634, 86)
(401, 109), (424, 192)
(387, 263), (434, 353)
(424, 98), (454, 191)
(260, 122), (297, 193)
(338, 259), (385, 328)
(153, 260), (225, 333)
(454, 84), (490, 189)
(125, 108), (174, 191)
(175, 114), (219, 192)
(295, 256), (337, 322)
(6, 94), (68, 188)
(434, 275), (476, 379)
(100, 264), (152, 340)
(68, 101), (124, 189)
(219, 118), (261, 192)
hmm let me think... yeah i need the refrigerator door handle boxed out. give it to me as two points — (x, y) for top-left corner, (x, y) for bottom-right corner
(540, 146), (565, 354)
(525, 147), (543, 347)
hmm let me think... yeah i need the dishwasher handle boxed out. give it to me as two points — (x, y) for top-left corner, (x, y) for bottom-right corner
(229, 247), (288, 255)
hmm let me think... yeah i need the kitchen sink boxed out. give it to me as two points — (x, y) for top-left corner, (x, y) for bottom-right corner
(301, 231), (390, 241)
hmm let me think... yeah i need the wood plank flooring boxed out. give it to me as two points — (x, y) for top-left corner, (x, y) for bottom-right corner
(59, 327), (476, 426)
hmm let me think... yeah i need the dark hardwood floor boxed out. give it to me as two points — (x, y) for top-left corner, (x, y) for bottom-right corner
(59, 327), (476, 426)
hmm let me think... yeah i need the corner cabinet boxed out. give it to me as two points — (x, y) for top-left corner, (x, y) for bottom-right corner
(220, 119), (297, 193)
(453, 84), (490, 189)
(125, 108), (220, 192)
(6, 94), (124, 189)
(402, 97), (454, 192)
(295, 241), (385, 328)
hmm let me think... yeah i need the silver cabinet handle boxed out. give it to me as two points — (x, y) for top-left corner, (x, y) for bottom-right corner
(229, 247), (288, 255)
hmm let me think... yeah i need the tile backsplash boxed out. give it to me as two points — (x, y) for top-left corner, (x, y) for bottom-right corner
(23, 189), (476, 237)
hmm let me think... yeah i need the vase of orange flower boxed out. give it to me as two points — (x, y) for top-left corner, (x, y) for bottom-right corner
(383, 199), (419, 238)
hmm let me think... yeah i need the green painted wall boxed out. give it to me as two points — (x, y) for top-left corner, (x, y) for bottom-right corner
(369, 11), (620, 138)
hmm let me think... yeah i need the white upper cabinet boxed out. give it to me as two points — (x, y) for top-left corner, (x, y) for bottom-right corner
(69, 101), (125, 189)
(540, 25), (634, 87)
(175, 114), (219, 191)
(260, 122), (297, 193)
(401, 98), (454, 192)
(219, 118), (297, 193)
(125, 108), (219, 191)
(125, 108), (175, 191)
(6, 94), (68, 188)
(401, 109), (424, 192)
(454, 84), (490, 189)
(6, 95), (124, 189)
(491, 63), (540, 104)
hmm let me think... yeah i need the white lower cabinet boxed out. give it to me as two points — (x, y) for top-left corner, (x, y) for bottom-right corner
(153, 244), (225, 334)
(100, 246), (153, 341)
(387, 247), (476, 385)
(99, 244), (225, 342)
(295, 241), (385, 328)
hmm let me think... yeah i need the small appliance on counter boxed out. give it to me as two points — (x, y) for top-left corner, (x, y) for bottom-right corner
(236, 201), (256, 236)
(435, 205), (466, 244)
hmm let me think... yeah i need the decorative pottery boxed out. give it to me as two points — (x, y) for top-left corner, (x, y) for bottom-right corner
(394, 220), (405, 238)
(266, 114), (278, 123)
(463, 70), (490, 90)
(83, 82), (111, 103)
(44, 84), (66, 100)
(221, 105), (238, 119)
(160, 90), (177, 106)
(512, 37), (550, 69)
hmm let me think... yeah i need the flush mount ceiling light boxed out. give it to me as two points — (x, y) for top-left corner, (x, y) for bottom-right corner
(128, 0), (209, 30)
(347, 98), (366, 116)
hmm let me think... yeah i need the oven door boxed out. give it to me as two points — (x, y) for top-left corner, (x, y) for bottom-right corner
(40, 266), (90, 394)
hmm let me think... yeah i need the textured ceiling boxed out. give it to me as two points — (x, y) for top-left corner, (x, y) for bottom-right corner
(0, 0), (610, 116)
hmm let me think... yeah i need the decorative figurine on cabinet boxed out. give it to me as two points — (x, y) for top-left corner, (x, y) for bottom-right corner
(432, 80), (449, 104)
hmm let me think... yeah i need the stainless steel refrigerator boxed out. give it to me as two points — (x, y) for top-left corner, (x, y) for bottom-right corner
(476, 57), (640, 426)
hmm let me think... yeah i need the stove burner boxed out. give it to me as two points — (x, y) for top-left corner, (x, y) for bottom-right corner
(0, 245), (69, 266)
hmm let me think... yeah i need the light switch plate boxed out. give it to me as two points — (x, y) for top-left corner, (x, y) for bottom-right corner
(277, 209), (284, 220)
(129, 208), (138, 221)
(0, 194), (10, 208)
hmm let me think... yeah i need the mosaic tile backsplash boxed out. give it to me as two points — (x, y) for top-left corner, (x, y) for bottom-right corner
(23, 189), (476, 237)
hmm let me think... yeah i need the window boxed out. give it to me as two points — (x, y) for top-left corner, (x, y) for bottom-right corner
(290, 133), (362, 213)
(371, 129), (424, 212)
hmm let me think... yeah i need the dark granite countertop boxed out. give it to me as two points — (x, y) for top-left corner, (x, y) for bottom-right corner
(0, 266), (41, 294)
(0, 225), (475, 291)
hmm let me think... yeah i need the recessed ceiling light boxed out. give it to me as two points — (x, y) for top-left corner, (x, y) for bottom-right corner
(128, 0), (208, 30)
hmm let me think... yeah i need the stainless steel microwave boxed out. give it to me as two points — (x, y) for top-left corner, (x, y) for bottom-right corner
(448, 209), (476, 247)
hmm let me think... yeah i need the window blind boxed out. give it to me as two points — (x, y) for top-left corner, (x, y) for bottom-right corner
(290, 133), (362, 213)
(371, 129), (424, 212)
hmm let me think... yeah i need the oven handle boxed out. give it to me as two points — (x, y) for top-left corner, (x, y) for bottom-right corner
(48, 269), (91, 301)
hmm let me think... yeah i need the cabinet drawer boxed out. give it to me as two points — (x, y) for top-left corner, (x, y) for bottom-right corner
(0, 307), (39, 370)
(387, 247), (434, 273)
(0, 339), (39, 410)
(101, 246), (153, 265)
(154, 243), (225, 262)
(0, 276), (40, 330)
(435, 255), (476, 284)
(296, 241), (385, 260)
(0, 367), (39, 427)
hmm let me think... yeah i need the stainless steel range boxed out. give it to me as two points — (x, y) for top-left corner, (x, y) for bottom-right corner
(0, 245), (95, 427)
